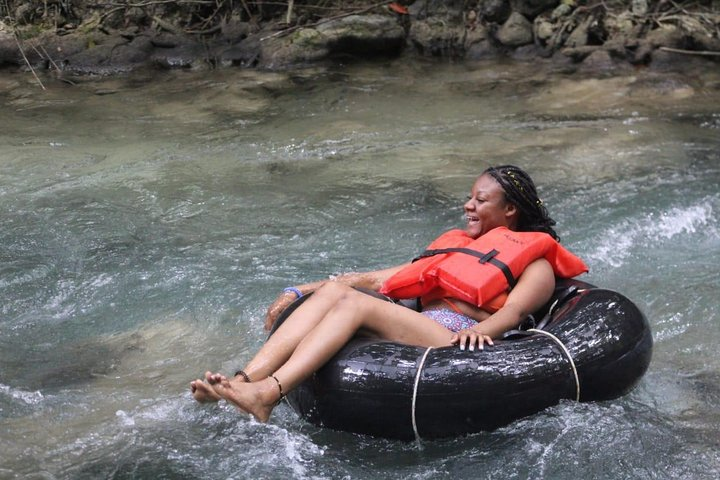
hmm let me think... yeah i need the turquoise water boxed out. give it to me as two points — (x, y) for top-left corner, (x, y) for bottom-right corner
(1, 60), (719, 479)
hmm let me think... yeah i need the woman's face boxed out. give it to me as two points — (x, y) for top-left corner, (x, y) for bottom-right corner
(463, 174), (517, 238)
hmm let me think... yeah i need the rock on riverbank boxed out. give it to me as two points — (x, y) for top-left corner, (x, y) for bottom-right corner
(1, 0), (718, 76)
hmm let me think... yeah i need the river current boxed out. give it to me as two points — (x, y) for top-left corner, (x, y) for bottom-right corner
(1, 59), (719, 479)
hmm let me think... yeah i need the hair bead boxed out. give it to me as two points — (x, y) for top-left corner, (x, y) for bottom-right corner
(484, 165), (559, 241)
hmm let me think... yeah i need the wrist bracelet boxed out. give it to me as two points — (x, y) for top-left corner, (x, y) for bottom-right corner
(283, 287), (303, 298)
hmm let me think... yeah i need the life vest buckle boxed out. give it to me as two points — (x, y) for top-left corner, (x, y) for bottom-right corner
(478, 249), (499, 264)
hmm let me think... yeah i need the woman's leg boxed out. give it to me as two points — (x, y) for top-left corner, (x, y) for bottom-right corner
(191, 282), (370, 402)
(210, 285), (452, 421)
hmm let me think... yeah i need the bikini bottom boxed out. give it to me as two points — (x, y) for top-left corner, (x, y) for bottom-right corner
(421, 308), (476, 333)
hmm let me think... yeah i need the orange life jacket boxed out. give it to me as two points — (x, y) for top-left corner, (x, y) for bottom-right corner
(379, 227), (588, 308)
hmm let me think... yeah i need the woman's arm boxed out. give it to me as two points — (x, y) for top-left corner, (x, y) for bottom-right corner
(263, 264), (410, 331)
(450, 258), (555, 350)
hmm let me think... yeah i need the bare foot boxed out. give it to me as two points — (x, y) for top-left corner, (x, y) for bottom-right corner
(211, 376), (280, 422)
(190, 379), (222, 402)
(190, 371), (237, 403)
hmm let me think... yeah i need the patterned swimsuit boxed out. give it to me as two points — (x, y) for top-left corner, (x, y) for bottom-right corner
(421, 308), (476, 332)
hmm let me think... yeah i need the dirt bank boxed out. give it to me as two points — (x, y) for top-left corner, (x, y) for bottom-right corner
(1, 1), (718, 78)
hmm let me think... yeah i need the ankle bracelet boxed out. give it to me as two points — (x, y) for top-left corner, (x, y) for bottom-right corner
(234, 370), (252, 382)
(269, 374), (284, 404)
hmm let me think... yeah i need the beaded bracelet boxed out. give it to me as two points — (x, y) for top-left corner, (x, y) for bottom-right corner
(283, 287), (303, 298)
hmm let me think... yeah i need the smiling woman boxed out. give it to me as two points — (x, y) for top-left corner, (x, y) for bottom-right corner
(190, 165), (588, 426)
(271, 277), (652, 439)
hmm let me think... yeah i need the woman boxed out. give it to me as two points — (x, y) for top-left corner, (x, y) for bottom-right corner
(190, 165), (587, 422)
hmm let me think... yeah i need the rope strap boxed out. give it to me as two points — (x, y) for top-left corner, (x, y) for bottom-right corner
(528, 329), (580, 401)
(411, 346), (434, 442)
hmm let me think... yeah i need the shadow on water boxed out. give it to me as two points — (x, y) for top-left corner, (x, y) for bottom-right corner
(0, 331), (144, 391)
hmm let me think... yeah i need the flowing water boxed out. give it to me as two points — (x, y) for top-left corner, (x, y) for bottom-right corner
(1, 59), (719, 479)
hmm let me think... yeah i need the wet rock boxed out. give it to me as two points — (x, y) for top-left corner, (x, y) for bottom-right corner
(221, 17), (251, 45)
(259, 14), (404, 68)
(259, 28), (328, 68)
(410, 16), (466, 56)
(465, 24), (498, 60)
(480, 0), (512, 24)
(151, 42), (209, 70)
(316, 14), (405, 55)
(150, 33), (193, 49)
(561, 45), (600, 62)
(550, 48), (577, 68)
(605, 11), (636, 39)
(631, 0), (649, 17)
(578, 49), (617, 72)
(62, 40), (151, 75)
(496, 12), (534, 47)
(645, 24), (683, 49)
(511, 43), (547, 60)
(534, 14), (556, 46)
(633, 39), (653, 64)
(550, 3), (573, 21)
(677, 16), (720, 52)
(649, 48), (717, 72)
(0, 28), (19, 66)
(565, 16), (593, 48)
(466, 39), (501, 60)
(217, 37), (260, 68)
(409, 0), (466, 22)
(510, 0), (560, 19)
(125, 7), (148, 25)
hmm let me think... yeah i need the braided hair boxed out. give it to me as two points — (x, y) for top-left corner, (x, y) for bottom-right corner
(484, 165), (560, 241)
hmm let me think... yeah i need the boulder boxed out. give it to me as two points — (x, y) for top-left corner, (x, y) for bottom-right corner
(409, 0), (466, 22)
(550, 3), (573, 21)
(644, 24), (683, 49)
(316, 14), (405, 55)
(510, 0), (560, 18)
(578, 49), (617, 72)
(480, 0), (512, 24)
(220, 17), (252, 45)
(61, 37), (155, 75)
(0, 26), (20, 66)
(151, 42), (209, 70)
(258, 28), (329, 69)
(496, 12), (534, 47)
(565, 16), (593, 48)
(534, 14), (556, 46)
(216, 36), (261, 67)
(409, 17), (466, 56)
(258, 14), (405, 68)
(649, 48), (716, 71)
(465, 23), (498, 59)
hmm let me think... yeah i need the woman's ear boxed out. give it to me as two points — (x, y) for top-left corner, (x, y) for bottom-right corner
(504, 202), (518, 219)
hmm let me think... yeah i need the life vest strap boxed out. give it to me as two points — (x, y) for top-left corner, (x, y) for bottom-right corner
(413, 247), (518, 289)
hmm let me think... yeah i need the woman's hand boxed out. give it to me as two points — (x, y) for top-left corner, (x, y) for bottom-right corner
(450, 327), (494, 351)
(264, 290), (300, 331)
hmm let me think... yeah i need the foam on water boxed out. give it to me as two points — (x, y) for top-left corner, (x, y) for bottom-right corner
(585, 195), (718, 269)
(0, 383), (44, 405)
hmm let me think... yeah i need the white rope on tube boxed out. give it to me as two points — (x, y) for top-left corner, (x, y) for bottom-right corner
(528, 329), (580, 401)
(411, 346), (434, 442)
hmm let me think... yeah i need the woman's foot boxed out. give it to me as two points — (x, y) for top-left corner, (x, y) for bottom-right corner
(190, 371), (234, 403)
(210, 376), (281, 422)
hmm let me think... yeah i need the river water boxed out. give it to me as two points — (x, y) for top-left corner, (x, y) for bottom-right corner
(1, 59), (719, 479)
